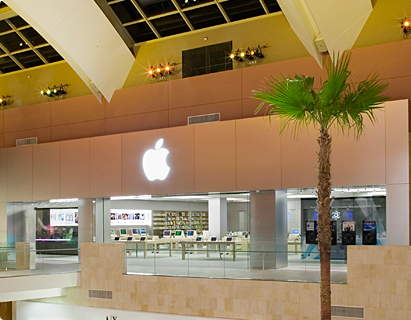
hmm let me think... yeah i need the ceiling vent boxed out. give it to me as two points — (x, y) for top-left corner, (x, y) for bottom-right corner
(188, 113), (220, 125)
(16, 137), (38, 147)
(331, 306), (364, 318)
(88, 289), (112, 299)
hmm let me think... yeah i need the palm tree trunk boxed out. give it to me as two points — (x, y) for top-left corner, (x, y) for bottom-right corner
(317, 127), (332, 320)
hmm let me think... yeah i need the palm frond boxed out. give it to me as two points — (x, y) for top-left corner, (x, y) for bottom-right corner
(319, 52), (351, 109)
(253, 75), (319, 129)
(336, 75), (388, 136)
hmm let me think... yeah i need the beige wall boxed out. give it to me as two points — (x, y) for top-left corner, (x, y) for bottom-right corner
(37, 243), (411, 320)
(0, 99), (407, 202)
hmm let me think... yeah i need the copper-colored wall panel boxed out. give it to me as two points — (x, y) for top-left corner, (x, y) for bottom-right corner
(350, 41), (411, 82)
(169, 100), (242, 127)
(194, 121), (236, 192)
(0, 149), (7, 202)
(236, 117), (282, 190)
(51, 120), (105, 141)
(60, 139), (91, 198)
(33, 142), (60, 200)
(169, 69), (242, 109)
(385, 100), (409, 185)
(51, 95), (104, 126)
(383, 76), (411, 101)
(122, 126), (195, 195)
(331, 110), (386, 187)
(4, 127), (52, 147)
(90, 135), (122, 197)
(106, 81), (169, 118)
(104, 111), (169, 135)
(0, 40), (411, 143)
(281, 127), (318, 189)
(6, 146), (33, 201)
(0, 110), (3, 134)
(3, 102), (51, 133)
(241, 57), (325, 100)
(241, 98), (261, 118)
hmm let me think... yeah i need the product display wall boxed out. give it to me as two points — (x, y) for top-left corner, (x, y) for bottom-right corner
(300, 195), (386, 259)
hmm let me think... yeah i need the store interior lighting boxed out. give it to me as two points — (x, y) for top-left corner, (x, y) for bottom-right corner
(110, 195), (152, 201)
(49, 198), (79, 203)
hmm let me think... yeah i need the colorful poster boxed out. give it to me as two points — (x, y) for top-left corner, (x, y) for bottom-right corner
(50, 208), (78, 226)
(110, 209), (152, 226)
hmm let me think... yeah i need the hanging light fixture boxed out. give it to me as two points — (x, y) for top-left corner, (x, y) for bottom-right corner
(146, 63), (178, 80)
(401, 17), (411, 38)
(229, 45), (267, 64)
(40, 84), (69, 98)
(0, 95), (12, 107)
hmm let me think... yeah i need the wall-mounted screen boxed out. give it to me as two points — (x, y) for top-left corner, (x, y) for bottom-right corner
(50, 208), (78, 227)
(110, 209), (152, 226)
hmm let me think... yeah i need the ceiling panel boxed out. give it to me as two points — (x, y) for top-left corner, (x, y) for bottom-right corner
(126, 21), (157, 42)
(221, 0), (266, 22)
(151, 13), (190, 37)
(107, 0), (281, 44)
(135, 0), (175, 17)
(0, 5), (64, 74)
(0, 56), (20, 73)
(13, 50), (44, 68)
(185, 4), (226, 29)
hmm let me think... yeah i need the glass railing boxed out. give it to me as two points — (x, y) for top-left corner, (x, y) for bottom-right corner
(0, 244), (80, 277)
(124, 242), (347, 284)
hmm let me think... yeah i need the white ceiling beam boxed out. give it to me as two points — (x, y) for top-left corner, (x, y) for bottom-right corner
(277, 0), (373, 66)
(4, 0), (135, 102)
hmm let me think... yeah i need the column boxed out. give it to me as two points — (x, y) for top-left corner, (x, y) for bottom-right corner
(78, 199), (94, 244)
(0, 202), (6, 244)
(386, 184), (409, 245)
(250, 190), (288, 269)
(94, 198), (111, 243)
(208, 198), (227, 239)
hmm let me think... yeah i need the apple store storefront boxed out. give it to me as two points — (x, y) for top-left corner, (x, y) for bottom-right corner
(3, 102), (410, 282)
(7, 186), (387, 282)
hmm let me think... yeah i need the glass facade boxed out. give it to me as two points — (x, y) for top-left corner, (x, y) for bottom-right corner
(4, 185), (386, 283)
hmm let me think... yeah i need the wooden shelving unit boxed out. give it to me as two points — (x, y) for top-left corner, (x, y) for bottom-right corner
(152, 210), (208, 235)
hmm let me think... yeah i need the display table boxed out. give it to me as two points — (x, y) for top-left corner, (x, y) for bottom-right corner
(180, 240), (249, 261)
(119, 239), (176, 258)
(287, 241), (301, 254)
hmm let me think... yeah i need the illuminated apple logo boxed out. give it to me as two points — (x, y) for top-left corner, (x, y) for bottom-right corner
(142, 138), (170, 181)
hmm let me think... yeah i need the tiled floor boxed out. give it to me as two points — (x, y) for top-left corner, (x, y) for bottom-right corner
(0, 255), (79, 278)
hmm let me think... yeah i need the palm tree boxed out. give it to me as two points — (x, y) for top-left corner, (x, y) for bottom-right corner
(253, 53), (388, 320)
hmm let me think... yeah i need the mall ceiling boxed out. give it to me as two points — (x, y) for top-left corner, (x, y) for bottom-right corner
(104, 0), (281, 43)
(0, 0), (408, 102)
(0, 4), (63, 74)
(0, 0), (281, 75)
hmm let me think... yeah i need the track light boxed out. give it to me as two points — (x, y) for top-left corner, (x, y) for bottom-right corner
(40, 84), (69, 98)
(401, 17), (411, 38)
(146, 63), (178, 80)
(0, 95), (12, 107)
(229, 45), (267, 64)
